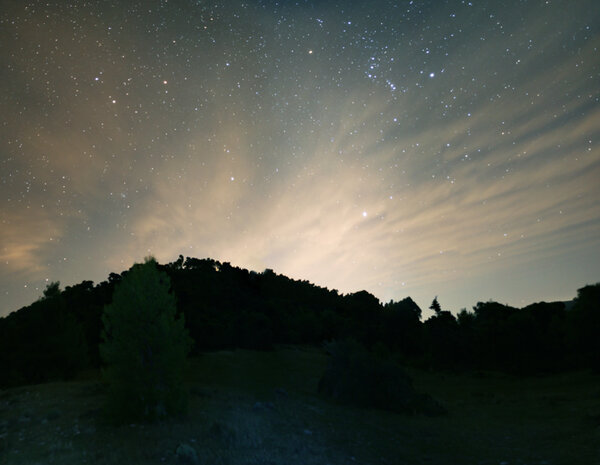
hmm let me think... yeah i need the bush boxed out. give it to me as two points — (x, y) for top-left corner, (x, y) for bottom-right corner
(100, 258), (193, 423)
(318, 339), (445, 416)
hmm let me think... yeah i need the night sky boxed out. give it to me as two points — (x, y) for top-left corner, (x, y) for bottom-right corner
(1, 0), (599, 318)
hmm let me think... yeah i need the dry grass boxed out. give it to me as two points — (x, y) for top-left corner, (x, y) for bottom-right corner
(1, 347), (599, 465)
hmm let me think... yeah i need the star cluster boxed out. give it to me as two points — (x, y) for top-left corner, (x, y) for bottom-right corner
(1, 0), (599, 316)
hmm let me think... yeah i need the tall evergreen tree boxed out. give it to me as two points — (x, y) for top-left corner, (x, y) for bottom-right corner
(429, 297), (442, 315)
(100, 257), (192, 422)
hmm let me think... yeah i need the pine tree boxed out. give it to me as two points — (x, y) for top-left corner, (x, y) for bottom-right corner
(429, 297), (442, 315)
(100, 257), (193, 422)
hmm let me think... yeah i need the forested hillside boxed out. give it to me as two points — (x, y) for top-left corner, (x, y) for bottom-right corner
(1, 255), (598, 387)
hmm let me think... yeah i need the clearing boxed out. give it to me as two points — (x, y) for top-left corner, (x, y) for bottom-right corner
(1, 346), (599, 464)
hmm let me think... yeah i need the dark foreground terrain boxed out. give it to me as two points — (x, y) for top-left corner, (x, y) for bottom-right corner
(1, 347), (599, 465)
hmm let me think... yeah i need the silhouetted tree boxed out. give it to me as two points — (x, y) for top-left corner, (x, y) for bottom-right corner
(43, 281), (61, 299)
(100, 257), (193, 422)
(342, 290), (381, 346)
(520, 301), (567, 371)
(429, 297), (442, 315)
(424, 306), (460, 369)
(381, 298), (424, 358)
(568, 283), (600, 371)
(53, 309), (89, 378)
(470, 301), (519, 370)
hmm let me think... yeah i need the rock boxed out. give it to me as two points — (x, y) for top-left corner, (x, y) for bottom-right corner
(175, 443), (199, 465)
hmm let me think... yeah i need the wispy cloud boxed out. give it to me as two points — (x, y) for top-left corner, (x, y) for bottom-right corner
(1, 0), (598, 316)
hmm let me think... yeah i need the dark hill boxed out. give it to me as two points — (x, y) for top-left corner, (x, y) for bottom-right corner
(0, 255), (598, 387)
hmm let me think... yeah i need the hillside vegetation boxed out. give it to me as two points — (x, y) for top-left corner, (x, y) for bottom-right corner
(1, 256), (600, 389)
(1, 256), (599, 389)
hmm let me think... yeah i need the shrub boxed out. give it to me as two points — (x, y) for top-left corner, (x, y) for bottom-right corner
(318, 339), (445, 416)
(100, 258), (193, 423)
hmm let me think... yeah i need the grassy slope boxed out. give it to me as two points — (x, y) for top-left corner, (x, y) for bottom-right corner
(1, 347), (599, 465)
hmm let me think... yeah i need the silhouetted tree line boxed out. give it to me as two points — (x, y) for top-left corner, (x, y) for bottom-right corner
(0, 255), (598, 387)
